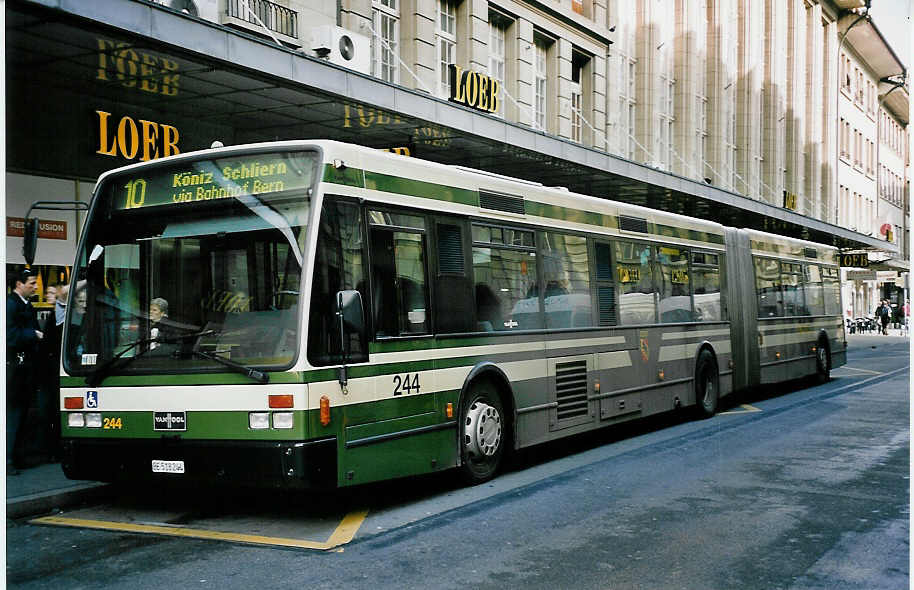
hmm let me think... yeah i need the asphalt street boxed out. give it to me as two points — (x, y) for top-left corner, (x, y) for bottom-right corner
(6, 334), (909, 590)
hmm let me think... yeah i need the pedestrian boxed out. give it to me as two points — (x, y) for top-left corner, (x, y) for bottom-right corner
(36, 283), (67, 462)
(6, 268), (44, 475)
(875, 299), (892, 335)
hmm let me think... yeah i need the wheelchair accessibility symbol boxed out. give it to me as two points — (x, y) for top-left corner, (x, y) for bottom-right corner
(86, 391), (98, 409)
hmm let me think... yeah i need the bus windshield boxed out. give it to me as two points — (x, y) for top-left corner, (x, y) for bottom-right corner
(64, 150), (317, 377)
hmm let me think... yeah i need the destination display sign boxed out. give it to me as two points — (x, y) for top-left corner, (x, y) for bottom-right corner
(112, 152), (315, 211)
(839, 253), (868, 268)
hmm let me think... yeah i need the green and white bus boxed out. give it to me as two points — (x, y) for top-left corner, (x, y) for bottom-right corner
(59, 140), (846, 488)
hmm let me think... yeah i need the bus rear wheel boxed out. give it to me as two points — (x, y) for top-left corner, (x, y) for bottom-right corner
(459, 382), (505, 485)
(695, 350), (719, 418)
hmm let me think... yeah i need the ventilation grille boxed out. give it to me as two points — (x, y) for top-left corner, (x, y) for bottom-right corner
(803, 247), (818, 259)
(555, 360), (589, 421)
(437, 224), (464, 274)
(479, 191), (525, 215)
(598, 286), (617, 326)
(619, 215), (648, 233)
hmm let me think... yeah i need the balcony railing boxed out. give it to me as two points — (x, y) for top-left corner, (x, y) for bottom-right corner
(226, 0), (297, 39)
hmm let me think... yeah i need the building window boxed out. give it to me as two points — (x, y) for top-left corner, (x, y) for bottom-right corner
(372, 0), (399, 84)
(437, 0), (457, 98)
(488, 14), (508, 117)
(619, 53), (636, 159)
(657, 73), (674, 169)
(534, 37), (548, 131)
(571, 59), (583, 143)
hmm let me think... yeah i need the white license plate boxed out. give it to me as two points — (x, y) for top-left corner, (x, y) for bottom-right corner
(151, 459), (185, 474)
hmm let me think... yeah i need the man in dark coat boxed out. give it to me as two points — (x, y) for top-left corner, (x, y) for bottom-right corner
(6, 268), (43, 475)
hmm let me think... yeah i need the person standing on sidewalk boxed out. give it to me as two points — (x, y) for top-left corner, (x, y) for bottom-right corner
(6, 268), (44, 475)
(36, 283), (67, 463)
(875, 299), (892, 335)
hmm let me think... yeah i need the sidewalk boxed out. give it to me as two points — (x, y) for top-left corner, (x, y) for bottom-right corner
(6, 461), (112, 520)
(6, 330), (908, 521)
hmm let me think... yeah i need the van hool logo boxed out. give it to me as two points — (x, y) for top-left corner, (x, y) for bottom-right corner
(154, 411), (186, 431)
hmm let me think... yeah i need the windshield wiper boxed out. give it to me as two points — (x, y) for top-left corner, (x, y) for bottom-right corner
(186, 349), (270, 384)
(86, 329), (218, 387)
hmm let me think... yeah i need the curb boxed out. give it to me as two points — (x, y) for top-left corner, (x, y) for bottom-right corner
(7, 483), (114, 520)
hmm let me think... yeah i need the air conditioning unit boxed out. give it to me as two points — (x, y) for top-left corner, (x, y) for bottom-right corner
(311, 25), (370, 75)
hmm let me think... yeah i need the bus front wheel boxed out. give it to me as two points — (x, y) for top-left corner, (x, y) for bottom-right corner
(458, 382), (505, 484)
(695, 350), (719, 418)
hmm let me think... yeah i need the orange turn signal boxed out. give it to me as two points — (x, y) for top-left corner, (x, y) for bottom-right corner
(446, 402), (453, 419)
(320, 395), (330, 426)
(269, 394), (294, 408)
(64, 397), (84, 409)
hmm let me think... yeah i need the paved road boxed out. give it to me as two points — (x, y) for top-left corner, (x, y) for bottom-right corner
(7, 335), (909, 589)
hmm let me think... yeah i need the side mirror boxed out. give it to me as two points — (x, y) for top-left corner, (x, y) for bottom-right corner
(337, 290), (365, 336)
(22, 218), (38, 265)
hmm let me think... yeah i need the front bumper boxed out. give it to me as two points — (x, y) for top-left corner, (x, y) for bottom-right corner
(61, 436), (337, 489)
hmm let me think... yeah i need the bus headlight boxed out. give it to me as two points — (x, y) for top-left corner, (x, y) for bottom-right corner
(272, 412), (294, 429)
(86, 413), (103, 428)
(68, 413), (85, 428)
(249, 412), (270, 429)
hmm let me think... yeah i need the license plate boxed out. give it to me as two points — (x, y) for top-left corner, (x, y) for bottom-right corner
(151, 459), (185, 474)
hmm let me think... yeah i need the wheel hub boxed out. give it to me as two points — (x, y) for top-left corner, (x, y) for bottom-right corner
(465, 401), (502, 458)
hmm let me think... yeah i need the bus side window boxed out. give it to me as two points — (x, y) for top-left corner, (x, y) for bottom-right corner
(781, 262), (806, 317)
(614, 241), (656, 325)
(754, 256), (782, 318)
(307, 199), (367, 366)
(822, 266), (841, 315)
(368, 210), (430, 337)
(657, 246), (691, 323)
(542, 232), (592, 329)
(692, 252), (723, 322)
(471, 224), (541, 331)
(804, 264), (825, 316)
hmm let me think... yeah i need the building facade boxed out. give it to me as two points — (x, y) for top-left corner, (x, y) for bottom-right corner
(5, 0), (908, 321)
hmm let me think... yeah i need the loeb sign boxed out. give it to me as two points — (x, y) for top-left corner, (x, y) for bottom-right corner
(448, 64), (500, 114)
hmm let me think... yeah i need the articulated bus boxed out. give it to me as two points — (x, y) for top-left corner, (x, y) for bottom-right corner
(59, 140), (846, 488)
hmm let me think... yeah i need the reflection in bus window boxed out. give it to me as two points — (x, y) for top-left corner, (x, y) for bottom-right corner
(658, 246), (690, 323)
(473, 224), (540, 331)
(781, 262), (806, 316)
(308, 200), (367, 365)
(803, 265), (825, 316)
(755, 257), (782, 317)
(371, 229), (429, 336)
(692, 252), (724, 321)
(822, 266), (841, 315)
(541, 232), (592, 329)
(615, 241), (655, 325)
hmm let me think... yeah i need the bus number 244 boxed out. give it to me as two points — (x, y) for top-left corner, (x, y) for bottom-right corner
(393, 373), (421, 396)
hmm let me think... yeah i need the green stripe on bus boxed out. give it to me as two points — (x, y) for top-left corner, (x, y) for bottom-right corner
(322, 163), (364, 187)
(654, 223), (725, 245)
(364, 171), (478, 206)
(525, 201), (615, 229)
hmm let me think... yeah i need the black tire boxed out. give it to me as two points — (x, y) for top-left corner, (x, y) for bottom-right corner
(695, 349), (719, 418)
(815, 338), (830, 384)
(458, 381), (506, 485)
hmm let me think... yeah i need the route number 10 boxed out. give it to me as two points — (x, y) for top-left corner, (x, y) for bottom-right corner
(124, 179), (147, 209)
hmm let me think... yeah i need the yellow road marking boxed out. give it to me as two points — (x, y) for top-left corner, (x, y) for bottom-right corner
(719, 404), (762, 415)
(31, 509), (369, 550)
